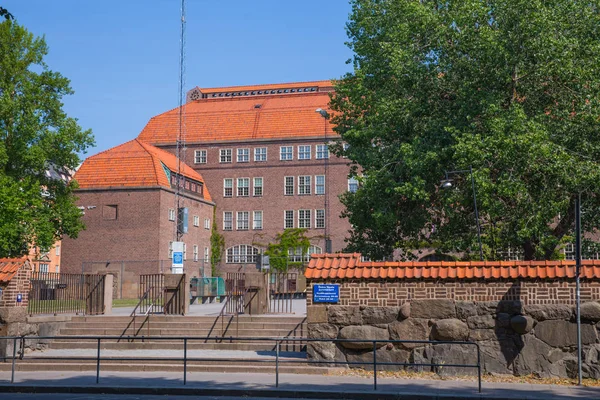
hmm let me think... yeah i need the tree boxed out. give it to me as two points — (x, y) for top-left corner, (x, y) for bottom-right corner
(264, 229), (310, 271)
(209, 208), (225, 276)
(0, 19), (94, 257)
(331, 0), (600, 261)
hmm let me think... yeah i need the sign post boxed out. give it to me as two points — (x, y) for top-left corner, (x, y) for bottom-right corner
(172, 241), (184, 274)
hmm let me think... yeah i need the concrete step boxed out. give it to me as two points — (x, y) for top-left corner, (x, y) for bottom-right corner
(46, 341), (306, 352)
(57, 328), (305, 337)
(63, 322), (305, 330)
(70, 316), (306, 324)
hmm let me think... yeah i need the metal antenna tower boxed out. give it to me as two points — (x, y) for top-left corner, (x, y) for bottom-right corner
(174, 0), (187, 242)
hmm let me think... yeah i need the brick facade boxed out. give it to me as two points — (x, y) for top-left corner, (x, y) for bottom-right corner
(0, 261), (31, 308)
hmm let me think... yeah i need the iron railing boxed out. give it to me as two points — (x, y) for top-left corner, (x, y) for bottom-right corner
(2, 335), (482, 393)
(268, 272), (297, 314)
(224, 273), (246, 315)
(138, 274), (164, 315)
(28, 272), (105, 316)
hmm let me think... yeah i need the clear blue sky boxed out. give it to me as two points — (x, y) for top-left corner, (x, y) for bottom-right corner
(4, 0), (354, 155)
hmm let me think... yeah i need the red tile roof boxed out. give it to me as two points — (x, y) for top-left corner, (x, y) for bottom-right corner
(195, 80), (333, 94)
(306, 253), (600, 280)
(0, 257), (28, 283)
(75, 139), (212, 201)
(138, 80), (336, 145)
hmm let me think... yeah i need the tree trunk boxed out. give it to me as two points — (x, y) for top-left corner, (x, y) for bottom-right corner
(523, 241), (536, 261)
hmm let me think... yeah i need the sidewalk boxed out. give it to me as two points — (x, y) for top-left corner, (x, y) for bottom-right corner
(1, 370), (598, 399)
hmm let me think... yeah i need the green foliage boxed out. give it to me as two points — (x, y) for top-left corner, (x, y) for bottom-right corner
(0, 19), (94, 257)
(265, 228), (310, 271)
(209, 207), (224, 276)
(332, 0), (600, 261)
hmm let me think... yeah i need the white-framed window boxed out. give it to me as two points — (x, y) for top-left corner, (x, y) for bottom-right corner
(253, 211), (263, 230)
(194, 150), (207, 164)
(253, 177), (263, 196)
(298, 176), (311, 195)
(237, 148), (250, 163)
(204, 218), (210, 230)
(236, 211), (249, 230)
(348, 177), (359, 193)
(55, 265), (59, 273)
(284, 210), (294, 229)
(254, 147), (267, 162)
(220, 149), (232, 163)
(168, 208), (176, 221)
(280, 146), (293, 160)
(193, 215), (200, 227)
(55, 246), (60, 256)
(284, 176), (294, 196)
(204, 247), (209, 263)
(169, 241), (173, 258)
(316, 144), (329, 159)
(342, 143), (350, 158)
(193, 245), (199, 262)
(223, 178), (233, 197)
(39, 263), (49, 273)
(498, 247), (524, 261)
(288, 245), (322, 262)
(237, 178), (250, 196)
(223, 212), (233, 231)
(298, 209), (311, 228)
(315, 209), (325, 228)
(315, 175), (325, 195)
(226, 245), (260, 264)
(298, 145), (311, 160)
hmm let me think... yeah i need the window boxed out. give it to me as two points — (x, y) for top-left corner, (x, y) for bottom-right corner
(237, 148), (250, 163)
(253, 177), (263, 196)
(284, 176), (294, 196)
(236, 211), (249, 230)
(237, 178), (250, 196)
(288, 245), (323, 262)
(223, 178), (233, 197)
(220, 149), (232, 163)
(55, 246), (60, 256)
(342, 143), (350, 158)
(254, 147), (267, 162)
(103, 205), (118, 220)
(40, 263), (49, 273)
(280, 146), (293, 160)
(204, 218), (210, 230)
(193, 245), (199, 262)
(298, 176), (311, 195)
(253, 211), (263, 230)
(348, 177), (359, 193)
(183, 243), (187, 260)
(298, 209), (311, 228)
(223, 212), (233, 231)
(284, 210), (294, 229)
(226, 245), (260, 263)
(204, 247), (209, 263)
(315, 175), (325, 195)
(298, 145), (311, 160)
(194, 150), (207, 164)
(55, 265), (59, 273)
(316, 144), (329, 159)
(193, 215), (199, 227)
(168, 208), (176, 221)
(315, 209), (325, 228)
(498, 247), (524, 261)
(168, 241), (173, 259)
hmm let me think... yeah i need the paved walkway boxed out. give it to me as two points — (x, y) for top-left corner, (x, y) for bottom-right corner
(1, 370), (599, 399)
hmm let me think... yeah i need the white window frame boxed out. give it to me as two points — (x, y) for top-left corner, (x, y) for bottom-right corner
(237, 148), (250, 163)
(220, 149), (232, 163)
(284, 176), (294, 196)
(284, 210), (294, 229)
(55, 246), (60, 256)
(183, 243), (187, 261)
(298, 209), (311, 228)
(253, 210), (263, 230)
(316, 144), (330, 159)
(298, 176), (311, 195)
(193, 215), (200, 227)
(298, 145), (311, 160)
(39, 263), (49, 273)
(204, 247), (209, 263)
(193, 245), (199, 262)
(226, 245), (260, 264)
(280, 146), (293, 161)
(237, 178), (250, 197)
(223, 178), (233, 197)
(204, 218), (210, 230)
(194, 149), (207, 164)
(348, 177), (359, 193)
(253, 177), (263, 197)
(168, 208), (176, 221)
(236, 211), (249, 231)
(223, 211), (233, 231)
(315, 175), (325, 195)
(315, 209), (325, 228)
(254, 147), (267, 162)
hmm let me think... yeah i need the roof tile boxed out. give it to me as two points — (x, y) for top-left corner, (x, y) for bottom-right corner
(0, 257), (28, 283)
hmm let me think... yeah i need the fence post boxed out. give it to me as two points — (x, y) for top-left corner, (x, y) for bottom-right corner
(183, 338), (188, 385)
(477, 343), (482, 393)
(10, 337), (17, 383)
(373, 341), (377, 391)
(96, 338), (101, 384)
(275, 339), (280, 388)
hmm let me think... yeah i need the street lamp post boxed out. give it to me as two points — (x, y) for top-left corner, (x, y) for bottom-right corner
(440, 165), (484, 261)
(575, 193), (582, 385)
(315, 108), (332, 253)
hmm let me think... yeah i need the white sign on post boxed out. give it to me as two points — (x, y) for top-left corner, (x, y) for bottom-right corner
(172, 241), (184, 274)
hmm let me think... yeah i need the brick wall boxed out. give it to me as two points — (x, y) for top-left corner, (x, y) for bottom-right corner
(306, 279), (600, 306)
(0, 262), (31, 308)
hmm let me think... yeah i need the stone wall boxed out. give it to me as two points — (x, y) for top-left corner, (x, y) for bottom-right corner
(306, 280), (600, 306)
(307, 300), (600, 379)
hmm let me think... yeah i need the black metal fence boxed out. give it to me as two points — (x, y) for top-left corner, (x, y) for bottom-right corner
(2, 335), (482, 393)
(268, 272), (297, 314)
(138, 274), (164, 315)
(224, 272), (246, 314)
(28, 272), (105, 315)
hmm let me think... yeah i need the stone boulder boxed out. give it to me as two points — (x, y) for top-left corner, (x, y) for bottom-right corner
(469, 329), (497, 342)
(534, 320), (598, 347)
(389, 319), (429, 349)
(478, 339), (519, 375)
(579, 301), (600, 322)
(467, 315), (495, 329)
(496, 313), (511, 329)
(513, 335), (553, 377)
(361, 306), (399, 325)
(0, 307), (28, 324)
(456, 301), (477, 320)
(476, 301), (499, 315)
(307, 323), (338, 339)
(399, 302), (411, 319)
(430, 344), (479, 377)
(410, 300), (456, 319)
(346, 347), (410, 371)
(338, 325), (389, 349)
(328, 306), (362, 326)
(431, 319), (469, 341)
(307, 342), (347, 367)
(510, 315), (534, 335)
(524, 304), (572, 321)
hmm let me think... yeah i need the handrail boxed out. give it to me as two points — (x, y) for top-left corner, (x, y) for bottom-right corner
(3, 334), (483, 393)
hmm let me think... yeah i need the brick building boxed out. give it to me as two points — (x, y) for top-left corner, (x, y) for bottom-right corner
(61, 139), (215, 293)
(137, 80), (353, 273)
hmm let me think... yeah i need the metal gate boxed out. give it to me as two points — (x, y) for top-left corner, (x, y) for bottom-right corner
(224, 272), (246, 314)
(268, 272), (297, 314)
(138, 274), (164, 314)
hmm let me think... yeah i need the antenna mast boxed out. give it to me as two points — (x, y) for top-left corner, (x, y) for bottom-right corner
(175, 0), (187, 242)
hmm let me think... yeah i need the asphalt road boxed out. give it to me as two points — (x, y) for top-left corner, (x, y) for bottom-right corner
(0, 395), (312, 400)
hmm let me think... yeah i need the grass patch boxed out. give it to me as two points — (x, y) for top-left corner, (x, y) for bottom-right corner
(28, 300), (85, 313)
(112, 298), (141, 308)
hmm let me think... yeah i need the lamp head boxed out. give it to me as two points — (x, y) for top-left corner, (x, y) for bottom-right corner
(440, 180), (453, 190)
(315, 108), (330, 119)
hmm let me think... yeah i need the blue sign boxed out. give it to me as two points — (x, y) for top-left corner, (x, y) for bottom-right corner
(173, 252), (183, 264)
(16, 293), (22, 303)
(313, 284), (339, 303)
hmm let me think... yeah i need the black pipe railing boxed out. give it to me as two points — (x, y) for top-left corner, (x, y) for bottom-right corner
(2, 335), (482, 393)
